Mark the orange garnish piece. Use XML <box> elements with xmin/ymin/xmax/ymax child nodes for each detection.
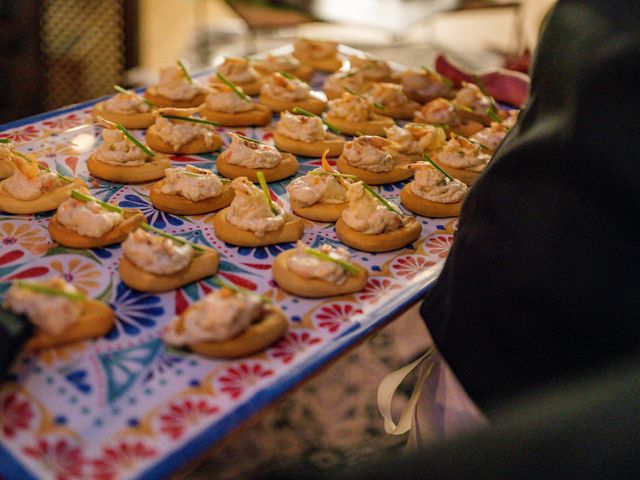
<box><xmin>321</xmin><ymin>148</ymin><xmax>332</xmax><ymax>172</ymax></box>
<box><xmin>13</xmin><ymin>153</ymin><xmax>39</xmax><ymax>179</ymax></box>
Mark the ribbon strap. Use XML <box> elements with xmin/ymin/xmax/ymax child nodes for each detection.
<box><xmin>377</xmin><ymin>347</ymin><xmax>437</xmax><ymax>438</ymax></box>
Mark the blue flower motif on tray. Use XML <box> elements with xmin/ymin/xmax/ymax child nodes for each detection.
<box><xmin>180</xmin><ymin>229</ymin><xmax>213</xmax><ymax>250</ymax></box>
<box><xmin>92</xmin><ymin>244</ymin><xmax>120</xmax><ymax>259</ymax></box>
<box><xmin>34</xmin><ymin>211</ymin><xmax>54</xmax><ymax>221</ymax></box>
<box><xmin>142</xmin><ymin>351</ymin><xmax>184</xmax><ymax>384</ymax></box>
<box><xmin>119</xmin><ymin>194</ymin><xmax>184</xmax><ymax>228</ymax></box>
<box><xmin>380</xmin><ymin>182</ymin><xmax>405</xmax><ymax>193</ymax></box>
<box><xmin>91</xmin><ymin>184</ymin><xmax>126</xmax><ymax>203</ymax></box>
<box><xmin>310</xmin><ymin>236</ymin><xmax>343</xmax><ymax>250</ymax></box>
<box><xmin>64</xmin><ymin>369</ymin><xmax>92</xmax><ymax>394</ymax></box>
<box><xmin>107</xmin><ymin>282</ymin><xmax>164</xmax><ymax>340</ymax></box>
<box><xmin>233</xmin><ymin>242</ymin><xmax>295</xmax><ymax>259</ymax></box>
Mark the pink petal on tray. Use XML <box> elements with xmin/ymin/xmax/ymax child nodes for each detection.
<box><xmin>435</xmin><ymin>54</ymin><xmax>530</xmax><ymax>107</ymax></box>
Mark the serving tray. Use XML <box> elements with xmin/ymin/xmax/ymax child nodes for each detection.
<box><xmin>0</xmin><ymin>46</ymin><xmax>454</xmax><ymax>479</ymax></box>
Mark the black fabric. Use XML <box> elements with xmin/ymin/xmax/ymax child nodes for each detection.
<box><xmin>420</xmin><ymin>0</ymin><xmax>640</xmax><ymax>409</ymax></box>
<box><xmin>263</xmin><ymin>354</ymin><xmax>640</xmax><ymax>480</ymax></box>
<box><xmin>0</xmin><ymin>307</ymin><xmax>32</xmax><ymax>379</ymax></box>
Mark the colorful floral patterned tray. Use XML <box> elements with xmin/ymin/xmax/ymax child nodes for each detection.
<box><xmin>0</xmin><ymin>47</ymin><xmax>454</xmax><ymax>479</ymax></box>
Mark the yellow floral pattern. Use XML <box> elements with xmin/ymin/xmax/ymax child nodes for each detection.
<box><xmin>0</xmin><ymin>222</ymin><xmax>52</xmax><ymax>255</ymax></box>
<box><xmin>49</xmin><ymin>258</ymin><xmax>102</xmax><ymax>295</ymax></box>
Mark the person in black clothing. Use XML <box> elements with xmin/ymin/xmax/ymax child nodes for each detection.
<box><xmin>420</xmin><ymin>0</ymin><xmax>640</xmax><ymax>410</ymax></box>
<box><xmin>263</xmin><ymin>2</ymin><xmax>640</xmax><ymax>478</ymax></box>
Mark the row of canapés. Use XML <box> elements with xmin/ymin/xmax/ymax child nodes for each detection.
<box><xmin>0</xmin><ymin>39</ymin><xmax>519</xmax><ymax>360</ymax></box>
<box><xmin>89</xmin><ymin>39</ymin><xmax>519</xmax><ymax>186</ymax></box>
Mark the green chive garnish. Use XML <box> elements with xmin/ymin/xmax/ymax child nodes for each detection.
<box><xmin>182</xmin><ymin>170</ymin><xmax>212</xmax><ymax>178</ymax></box>
<box><xmin>473</xmin><ymin>74</ymin><xmax>500</xmax><ymax>115</ymax></box>
<box><xmin>277</xmin><ymin>70</ymin><xmax>297</xmax><ymax>81</ymax></box>
<box><xmin>38</xmin><ymin>163</ymin><xmax>71</xmax><ymax>183</ymax></box>
<box><xmin>177</xmin><ymin>59</ymin><xmax>193</xmax><ymax>84</ymax></box>
<box><xmin>113</xmin><ymin>123</ymin><xmax>155</xmax><ymax>158</ymax></box>
<box><xmin>13</xmin><ymin>151</ymin><xmax>72</xmax><ymax>184</ymax></box>
<box><xmin>308</xmin><ymin>171</ymin><xmax>357</xmax><ymax>180</ymax></box>
<box><xmin>421</xmin><ymin>65</ymin><xmax>453</xmax><ymax>87</ymax></box>
<box><xmin>70</xmin><ymin>189</ymin><xmax>123</xmax><ymax>214</ymax></box>
<box><xmin>210</xmin><ymin>276</ymin><xmax>272</xmax><ymax>303</ymax></box>
<box><xmin>15</xmin><ymin>281</ymin><xmax>85</xmax><ymax>301</ymax></box>
<box><xmin>113</xmin><ymin>85</ymin><xmax>155</xmax><ymax>108</ymax></box>
<box><xmin>304</xmin><ymin>247</ymin><xmax>360</xmax><ymax>274</ymax></box>
<box><xmin>232</xmin><ymin>133</ymin><xmax>266</xmax><ymax>145</ymax></box>
<box><xmin>421</xmin><ymin>153</ymin><xmax>454</xmax><ymax>182</ymax></box>
<box><xmin>463</xmin><ymin>136</ymin><xmax>491</xmax><ymax>151</ymax></box>
<box><xmin>13</xmin><ymin>150</ymin><xmax>33</xmax><ymax>162</ymax></box>
<box><xmin>487</xmin><ymin>109</ymin><xmax>504</xmax><ymax>124</ymax></box>
<box><xmin>292</xmin><ymin>107</ymin><xmax>341</xmax><ymax>135</ymax></box>
<box><xmin>140</xmin><ymin>223</ymin><xmax>206</xmax><ymax>252</ymax></box>
<box><xmin>354</xmin><ymin>131</ymin><xmax>364</xmax><ymax>137</ymax></box>
<box><xmin>361</xmin><ymin>183</ymin><xmax>399</xmax><ymax>214</ymax></box>
<box><xmin>113</xmin><ymin>84</ymin><xmax>132</xmax><ymax>96</ymax></box>
<box><xmin>452</xmin><ymin>102</ymin><xmax>474</xmax><ymax>113</ymax></box>
<box><xmin>343</xmin><ymin>86</ymin><xmax>385</xmax><ymax>110</ymax></box>
<box><xmin>409</xmin><ymin>122</ymin><xmax>448</xmax><ymax>130</ymax></box>
<box><xmin>216</xmin><ymin>73</ymin><xmax>252</xmax><ymax>102</ymax></box>
<box><xmin>256</xmin><ymin>171</ymin><xmax>279</xmax><ymax>215</ymax></box>
<box><xmin>0</xmin><ymin>138</ymin><xmax>11</xmax><ymax>144</ymax></box>
<box><xmin>277</xmin><ymin>70</ymin><xmax>310</xmax><ymax>86</ymax></box>
<box><xmin>160</xmin><ymin>114</ymin><xmax>219</xmax><ymax>126</ymax></box>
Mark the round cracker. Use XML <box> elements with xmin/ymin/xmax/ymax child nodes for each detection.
<box><xmin>324</xmin><ymin>113</ymin><xmax>395</xmax><ymax>137</ymax></box>
<box><xmin>216</xmin><ymin>151</ymin><xmax>298</xmax><ymax>183</ymax></box>
<box><xmin>336</xmin><ymin>217</ymin><xmax>421</xmax><ymax>252</ymax></box>
<box><xmin>400</xmin><ymin>184</ymin><xmax>463</xmax><ymax>218</ymax></box>
<box><xmin>213</xmin><ymin>208</ymin><xmax>304</xmax><ymax>247</ymax></box>
<box><xmin>150</xmin><ymin>180</ymin><xmax>234</xmax><ymax>215</ymax></box>
<box><xmin>49</xmin><ymin>208</ymin><xmax>145</xmax><ymax>248</ymax></box>
<box><xmin>187</xmin><ymin>305</ymin><xmax>288</xmax><ymax>358</ymax></box>
<box><xmin>273</xmin><ymin>132</ymin><xmax>345</xmax><ymax>157</ymax></box>
<box><xmin>119</xmin><ymin>249</ymin><xmax>220</xmax><ymax>293</ymax></box>
<box><xmin>87</xmin><ymin>154</ymin><xmax>170</xmax><ymax>184</ymax></box>
<box><xmin>91</xmin><ymin>101</ymin><xmax>155</xmax><ymax>129</ymax></box>
<box><xmin>24</xmin><ymin>300</ymin><xmax>115</xmax><ymax>351</ymax></box>
<box><xmin>273</xmin><ymin>249</ymin><xmax>368</xmax><ymax>297</ymax></box>
<box><xmin>146</xmin><ymin>125</ymin><xmax>222</xmax><ymax>154</ymax></box>
<box><xmin>336</xmin><ymin>155</ymin><xmax>412</xmax><ymax>185</ymax></box>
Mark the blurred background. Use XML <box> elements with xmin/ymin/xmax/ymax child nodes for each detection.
<box><xmin>0</xmin><ymin>0</ymin><xmax>554</xmax><ymax>124</ymax></box>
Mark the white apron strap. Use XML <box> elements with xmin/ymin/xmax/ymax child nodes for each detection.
<box><xmin>377</xmin><ymin>347</ymin><xmax>437</xmax><ymax>443</ymax></box>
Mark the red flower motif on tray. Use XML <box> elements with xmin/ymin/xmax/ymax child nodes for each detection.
<box><xmin>0</xmin><ymin>125</ymin><xmax>41</xmax><ymax>142</ymax></box>
<box><xmin>314</xmin><ymin>302</ymin><xmax>363</xmax><ymax>333</ymax></box>
<box><xmin>218</xmin><ymin>363</ymin><xmax>274</xmax><ymax>399</ymax></box>
<box><xmin>91</xmin><ymin>441</ymin><xmax>157</xmax><ymax>480</ymax></box>
<box><xmin>389</xmin><ymin>255</ymin><xmax>436</xmax><ymax>280</ymax></box>
<box><xmin>0</xmin><ymin>250</ymin><xmax>24</xmax><ymax>267</ymax></box>
<box><xmin>7</xmin><ymin>265</ymin><xmax>49</xmax><ymax>280</ymax></box>
<box><xmin>0</xmin><ymin>392</ymin><xmax>34</xmax><ymax>438</ymax></box>
<box><xmin>270</xmin><ymin>331</ymin><xmax>322</xmax><ymax>364</ymax></box>
<box><xmin>159</xmin><ymin>398</ymin><xmax>219</xmax><ymax>440</ymax></box>
<box><xmin>23</xmin><ymin>438</ymin><xmax>84</xmax><ymax>480</ymax></box>
<box><xmin>355</xmin><ymin>278</ymin><xmax>402</xmax><ymax>304</ymax></box>
<box><xmin>425</xmin><ymin>234</ymin><xmax>454</xmax><ymax>259</ymax></box>
<box><xmin>43</xmin><ymin>113</ymin><xmax>83</xmax><ymax>131</ymax></box>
